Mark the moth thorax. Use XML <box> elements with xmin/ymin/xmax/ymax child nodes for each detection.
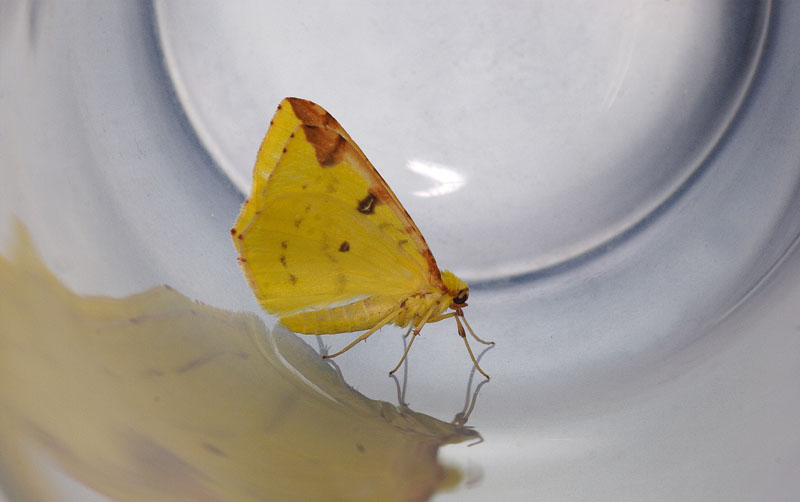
<box><xmin>396</xmin><ymin>293</ymin><xmax>443</xmax><ymax>328</ymax></box>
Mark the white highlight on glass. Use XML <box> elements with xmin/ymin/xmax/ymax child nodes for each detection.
<box><xmin>406</xmin><ymin>159</ymin><xmax>466</xmax><ymax>198</ymax></box>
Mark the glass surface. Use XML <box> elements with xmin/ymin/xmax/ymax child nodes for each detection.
<box><xmin>2</xmin><ymin>1</ymin><xmax>800</xmax><ymax>500</ymax></box>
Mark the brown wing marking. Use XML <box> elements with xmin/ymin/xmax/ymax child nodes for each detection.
<box><xmin>237</xmin><ymin>98</ymin><xmax>445</xmax><ymax>289</ymax></box>
<box><xmin>286</xmin><ymin>98</ymin><xmax>374</xmax><ymax>174</ymax></box>
<box><xmin>357</xmin><ymin>192</ymin><xmax>379</xmax><ymax>214</ymax></box>
<box><xmin>301</xmin><ymin>125</ymin><xmax>348</xmax><ymax>167</ymax></box>
<box><xmin>287</xmin><ymin>98</ymin><xmax>348</xmax><ymax>137</ymax></box>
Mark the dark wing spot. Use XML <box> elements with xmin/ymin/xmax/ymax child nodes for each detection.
<box><xmin>356</xmin><ymin>443</ymin><xmax>365</xmax><ymax>453</ymax></box>
<box><xmin>280</xmin><ymin>255</ymin><xmax>287</xmax><ymax>267</ymax></box>
<box><xmin>282</xmin><ymin>147</ymin><xmax>287</xmax><ymax>153</ymax></box>
<box><xmin>301</xmin><ymin>184</ymin><xmax>308</xmax><ymax>190</ymax></box>
<box><xmin>281</xmin><ymin>241</ymin><xmax>288</xmax><ymax>249</ymax></box>
<box><xmin>398</xmin><ymin>239</ymin><xmax>408</xmax><ymax>248</ymax></box>
<box><xmin>289</xmin><ymin>274</ymin><xmax>298</xmax><ymax>285</ymax></box>
<box><xmin>303</xmin><ymin>125</ymin><xmax>347</xmax><ymax>166</ymax></box>
<box><xmin>294</xmin><ymin>217</ymin><xmax>304</xmax><ymax>228</ymax></box>
<box><xmin>339</xmin><ymin>241</ymin><xmax>350</xmax><ymax>252</ymax></box>
<box><xmin>357</xmin><ymin>191</ymin><xmax>379</xmax><ymax>214</ymax></box>
<box><xmin>230</xmin><ymin>228</ymin><xmax>237</xmax><ymax>236</ymax></box>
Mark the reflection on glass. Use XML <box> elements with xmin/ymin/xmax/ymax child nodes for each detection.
<box><xmin>0</xmin><ymin>222</ymin><xmax>481</xmax><ymax>501</ymax></box>
<box><xmin>406</xmin><ymin>159</ymin><xmax>466</xmax><ymax>198</ymax></box>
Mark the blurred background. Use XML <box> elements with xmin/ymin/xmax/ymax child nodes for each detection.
<box><xmin>2</xmin><ymin>1</ymin><xmax>800</xmax><ymax>500</ymax></box>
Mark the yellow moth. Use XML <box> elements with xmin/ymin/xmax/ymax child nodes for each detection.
<box><xmin>231</xmin><ymin>98</ymin><xmax>493</xmax><ymax>378</ymax></box>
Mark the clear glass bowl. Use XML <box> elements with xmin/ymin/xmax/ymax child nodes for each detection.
<box><xmin>2</xmin><ymin>1</ymin><xmax>799</xmax><ymax>500</ymax></box>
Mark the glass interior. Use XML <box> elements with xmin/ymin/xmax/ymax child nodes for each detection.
<box><xmin>2</xmin><ymin>1</ymin><xmax>799</xmax><ymax>500</ymax></box>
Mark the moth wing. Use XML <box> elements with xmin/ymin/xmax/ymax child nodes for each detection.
<box><xmin>236</xmin><ymin>98</ymin><xmax>356</xmax><ymax>231</ymax></box>
<box><xmin>280</xmin><ymin>295</ymin><xmax>405</xmax><ymax>334</ymax></box>
<box><xmin>233</xmin><ymin>112</ymin><xmax>444</xmax><ymax>323</ymax></box>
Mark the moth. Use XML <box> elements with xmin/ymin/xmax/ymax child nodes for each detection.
<box><xmin>231</xmin><ymin>98</ymin><xmax>493</xmax><ymax>378</ymax></box>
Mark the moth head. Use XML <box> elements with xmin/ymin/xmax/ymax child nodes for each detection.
<box><xmin>452</xmin><ymin>288</ymin><xmax>469</xmax><ymax>306</ymax></box>
<box><xmin>441</xmin><ymin>270</ymin><xmax>469</xmax><ymax>308</ymax></box>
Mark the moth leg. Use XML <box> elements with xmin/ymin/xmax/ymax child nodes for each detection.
<box><xmin>401</xmin><ymin>324</ymin><xmax>414</xmax><ymax>339</ymax></box>
<box><xmin>455</xmin><ymin>314</ymin><xmax>490</xmax><ymax>379</ymax></box>
<box><xmin>431</xmin><ymin>311</ymin><xmax>493</xmax><ymax>345</ymax></box>
<box><xmin>389</xmin><ymin>332</ymin><xmax>419</xmax><ymax>376</ymax></box>
<box><xmin>427</xmin><ymin>312</ymin><xmax>456</xmax><ymax>323</ymax></box>
<box><xmin>389</xmin><ymin>303</ymin><xmax>439</xmax><ymax>375</ymax></box>
<box><xmin>323</xmin><ymin>308</ymin><xmax>401</xmax><ymax>359</ymax></box>
<box><xmin>457</xmin><ymin>309</ymin><xmax>494</xmax><ymax>345</ymax></box>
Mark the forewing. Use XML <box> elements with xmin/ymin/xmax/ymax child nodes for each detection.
<box><xmin>235</xmin><ymin>98</ymin><xmax>354</xmax><ymax>232</ymax></box>
<box><xmin>234</xmin><ymin>121</ymin><xmax>442</xmax><ymax>317</ymax></box>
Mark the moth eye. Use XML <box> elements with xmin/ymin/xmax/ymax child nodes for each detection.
<box><xmin>453</xmin><ymin>290</ymin><xmax>468</xmax><ymax>305</ymax></box>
